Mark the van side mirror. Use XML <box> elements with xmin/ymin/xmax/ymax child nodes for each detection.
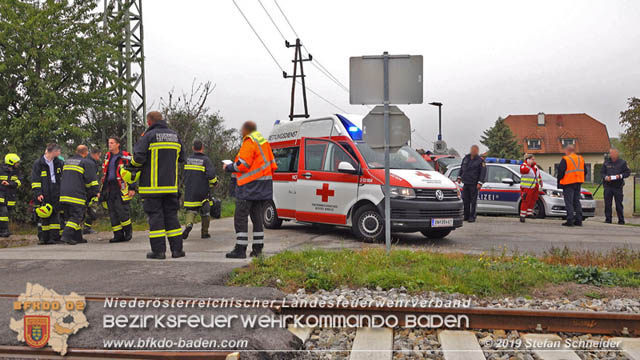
<box><xmin>338</xmin><ymin>161</ymin><xmax>359</xmax><ymax>174</ymax></box>
<box><xmin>501</xmin><ymin>178</ymin><xmax>515</xmax><ymax>186</ymax></box>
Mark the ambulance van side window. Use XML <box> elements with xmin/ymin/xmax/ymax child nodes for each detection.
<box><xmin>305</xmin><ymin>141</ymin><xmax>328</xmax><ymax>171</ymax></box>
<box><xmin>273</xmin><ymin>147</ymin><xmax>299</xmax><ymax>173</ymax></box>
<box><xmin>325</xmin><ymin>143</ymin><xmax>357</xmax><ymax>172</ymax></box>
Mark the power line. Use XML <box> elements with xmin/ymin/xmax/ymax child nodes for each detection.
<box><xmin>257</xmin><ymin>0</ymin><xmax>286</xmax><ymax>42</ymax></box>
<box><xmin>232</xmin><ymin>0</ymin><xmax>284</xmax><ymax>73</ymax></box>
<box><xmin>232</xmin><ymin>0</ymin><xmax>348</xmax><ymax>114</ymax></box>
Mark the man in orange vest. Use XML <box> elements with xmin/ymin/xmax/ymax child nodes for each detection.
<box><xmin>557</xmin><ymin>145</ymin><xmax>585</xmax><ymax>227</ymax></box>
<box><xmin>224</xmin><ymin>121</ymin><xmax>277</xmax><ymax>258</ymax></box>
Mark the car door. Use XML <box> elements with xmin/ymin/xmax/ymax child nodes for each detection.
<box><xmin>480</xmin><ymin>165</ymin><xmax>520</xmax><ymax>214</ymax></box>
<box><xmin>296</xmin><ymin>138</ymin><xmax>359</xmax><ymax>225</ymax></box>
<box><xmin>271</xmin><ymin>146</ymin><xmax>299</xmax><ymax>218</ymax></box>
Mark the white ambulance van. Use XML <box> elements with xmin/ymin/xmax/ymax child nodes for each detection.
<box><xmin>264</xmin><ymin>114</ymin><xmax>464</xmax><ymax>242</ymax></box>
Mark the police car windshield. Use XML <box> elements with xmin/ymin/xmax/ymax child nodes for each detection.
<box><xmin>505</xmin><ymin>164</ymin><xmax>556</xmax><ymax>184</ymax></box>
<box><xmin>355</xmin><ymin>143</ymin><xmax>435</xmax><ymax>170</ymax></box>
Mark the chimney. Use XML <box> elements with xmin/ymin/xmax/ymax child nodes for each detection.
<box><xmin>537</xmin><ymin>112</ymin><xmax>545</xmax><ymax>126</ymax></box>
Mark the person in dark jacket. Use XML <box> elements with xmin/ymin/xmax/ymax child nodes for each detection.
<box><xmin>456</xmin><ymin>145</ymin><xmax>486</xmax><ymax>222</ymax></box>
<box><xmin>130</xmin><ymin>111</ymin><xmax>185</xmax><ymax>259</ymax></box>
<box><xmin>59</xmin><ymin>145</ymin><xmax>100</xmax><ymax>245</ymax></box>
<box><xmin>32</xmin><ymin>144</ymin><xmax>64</xmax><ymax>245</ymax></box>
<box><xmin>83</xmin><ymin>147</ymin><xmax>103</xmax><ymax>234</ymax></box>
<box><xmin>101</xmin><ymin>137</ymin><xmax>136</xmax><ymax>243</ymax></box>
<box><xmin>225</xmin><ymin>121</ymin><xmax>277</xmax><ymax>258</ymax></box>
<box><xmin>602</xmin><ymin>148</ymin><xmax>631</xmax><ymax>224</ymax></box>
<box><xmin>0</xmin><ymin>153</ymin><xmax>21</xmax><ymax>237</ymax></box>
<box><xmin>182</xmin><ymin>140</ymin><xmax>218</xmax><ymax>240</ymax></box>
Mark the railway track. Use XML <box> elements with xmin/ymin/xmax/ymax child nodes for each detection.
<box><xmin>1</xmin><ymin>293</ymin><xmax>638</xmax><ymax>359</ymax></box>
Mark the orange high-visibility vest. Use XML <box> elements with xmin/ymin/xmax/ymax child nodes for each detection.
<box><xmin>559</xmin><ymin>153</ymin><xmax>585</xmax><ymax>185</ymax></box>
<box><xmin>233</xmin><ymin>131</ymin><xmax>277</xmax><ymax>186</ymax></box>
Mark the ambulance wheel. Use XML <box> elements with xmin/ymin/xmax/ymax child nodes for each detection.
<box><xmin>263</xmin><ymin>201</ymin><xmax>282</xmax><ymax>229</ymax></box>
<box><xmin>352</xmin><ymin>205</ymin><xmax>384</xmax><ymax>243</ymax></box>
<box><xmin>420</xmin><ymin>229</ymin><xmax>452</xmax><ymax>239</ymax></box>
<box><xmin>533</xmin><ymin>200</ymin><xmax>546</xmax><ymax>219</ymax></box>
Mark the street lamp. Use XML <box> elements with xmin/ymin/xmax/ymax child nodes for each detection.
<box><xmin>429</xmin><ymin>102</ymin><xmax>443</xmax><ymax>141</ymax></box>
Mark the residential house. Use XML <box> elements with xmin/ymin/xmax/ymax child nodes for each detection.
<box><xmin>503</xmin><ymin>113</ymin><xmax>610</xmax><ymax>182</ymax></box>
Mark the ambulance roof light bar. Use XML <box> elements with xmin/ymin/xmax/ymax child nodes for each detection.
<box><xmin>336</xmin><ymin>114</ymin><xmax>363</xmax><ymax>140</ymax></box>
<box><xmin>485</xmin><ymin>157</ymin><xmax>523</xmax><ymax>165</ymax></box>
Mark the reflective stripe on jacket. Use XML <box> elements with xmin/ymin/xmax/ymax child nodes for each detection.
<box><xmin>520</xmin><ymin>163</ymin><xmax>542</xmax><ymax>189</ymax></box>
<box><xmin>233</xmin><ymin>131</ymin><xmax>277</xmax><ymax>186</ymax></box>
<box><xmin>131</xmin><ymin>121</ymin><xmax>185</xmax><ymax>197</ymax></box>
<box><xmin>559</xmin><ymin>153</ymin><xmax>585</xmax><ymax>185</ymax></box>
<box><xmin>30</xmin><ymin>155</ymin><xmax>64</xmax><ymax>202</ymax></box>
<box><xmin>183</xmin><ymin>152</ymin><xmax>217</xmax><ymax>207</ymax></box>
<box><xmin>229</xmin><ymin>131</ymin><xmax>277</xmax><ymax>200</ymax></box>
<box><xmin>59</xmin><ymin>155</ymin><xmax>100</xmax><ymax>206</ymax></box>
<box><xmin>102</xmin><ymin>151</ymin><xmax>135</xmax><ymax>201</ymax></box>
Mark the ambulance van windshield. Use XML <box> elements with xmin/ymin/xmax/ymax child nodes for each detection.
<box><xmin>355</xmin><ymin>143</ymin><xmax>435</xmax><ymax>170</ymax></box>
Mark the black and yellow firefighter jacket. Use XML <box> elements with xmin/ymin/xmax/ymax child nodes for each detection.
<box><xmin>131</xmin><ymin>120</ymin><xmax>185</xmax><ymax>197</ymax></box>
<box><xmin>183</xmin><ymin>152</ymin><xmax>217</xmax><ymax>208</ymax></box>
<box><xmin>31</xmin><ymin>155</ymin><xmax>64</xmax><ymax>203</ymax></box>
<box><xmin>0</xmin><ymin>164</ymin><xmax>21</xmax><ymax>207</ymax></box>
<box><xmin>59</xmin><ymin>155</ymin><xmax>100</xmax><ymax>206</ymax></box>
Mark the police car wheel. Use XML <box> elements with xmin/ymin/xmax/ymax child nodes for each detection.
<box><xmin>352</xmin><ymin>205</ymin><xmax>384</xmax><ymax>243</ymax></box>
<box><xmin>533</xmin><ymin>200</ymin><xmax>545</xmax><ymax>219</ymax></box>
<box><xmin>263</xmin><ymin>201</ymin><xmax>282</xmax><ymax>229</ymax></box>
<box><xmin>420</xmin><ymin>229</ymin><xmax>452</xmax><ymax>240</ymax></box>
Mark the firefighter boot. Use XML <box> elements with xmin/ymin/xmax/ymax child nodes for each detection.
<box><xmin>168</xmin><ymin>236</ymin><xmax>185</xmax><ymax>258</ymax></box>
<box><xmin>225</xmin><ymin>245</ymin><xmax>247</xmax><ymax>259</ymax></box>
<box><xmin>37</xmin><ymin>228</ymin><xmax>52</xmax><ymax>245</ymax></box>
<box><xmin>201</xmin><ymin>215</ymin><xmax>211</xmax><ymax>239</ymax></box>
<box><xmin>123</xmin><ymin>225</ymin><xmax>133</xmax><ymax>242</ymax></box>
<box><xmin>249</xmin><ymin>244</ymin><xmax>263</xmax><ymax>257</ymax></box>
<box><xmin>147</xmin><ymin>237</ymin><xmax>166</xmax><ymax>259</ymax></box>
<box><xmin>109</xmin><ymin>230</ymin><xmax>126</xmax><ymax>243</ymax></box>
<box><xmin>75</xmin><ymin>230</ymin><xmax>87</xmax><ymax>244</ymax></box>
<box><xmin>183</xmin><ymin>211</ymin><xmax>195</xmax><ymax>240</ymax></box>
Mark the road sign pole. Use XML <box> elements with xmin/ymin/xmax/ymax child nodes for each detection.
<box><xmin>383</xmin><ymin>52</ymin><xmax>391</xmax><ymax>253</ymax></box>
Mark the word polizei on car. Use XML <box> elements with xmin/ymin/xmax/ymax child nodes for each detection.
<box><xmin>444</xmin><ymin>158</ymin><xmax>596</xmax><ymax>219</ymax></box>
<box><xmin>264</xmin><ymin>114</ymin><xmax>464</xmax><ymax>242</ymax></box>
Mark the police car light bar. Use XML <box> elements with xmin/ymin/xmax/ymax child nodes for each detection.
<box><xmin>485</xmin><ymin>157</ymin><xmax>523</xmax><ymax>164</ymax></box>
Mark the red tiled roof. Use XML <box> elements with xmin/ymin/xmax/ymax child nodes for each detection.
<box><xmin>504</xmin><ymin>113</ymin><xmax>610</xmax><ymax>154</ymax></box>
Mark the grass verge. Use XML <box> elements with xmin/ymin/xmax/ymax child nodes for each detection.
<box><xmin>228</xmin><ymin>247</ymin><xmax>640</xmax><ymax>297</ymax></box>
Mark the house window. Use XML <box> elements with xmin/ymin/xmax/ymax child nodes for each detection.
<box><xmin>527</xmin><ymin>139</ymin><xmax>541</xmax><ymax>150</ymax></box>
<box><xmin>560</xmin><ymin>138</ymin><xmax>575</xmax><ymax>147</ymax></box>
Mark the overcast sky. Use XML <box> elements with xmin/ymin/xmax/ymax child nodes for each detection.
<box><xmin>143</xmin><ymin>0</ymin><xmax>640</xmax><ymax>153</ymax></box>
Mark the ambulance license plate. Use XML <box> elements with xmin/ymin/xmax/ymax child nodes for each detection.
<box><xmin>431</xmin><ymin>218</ymin><xmax>453</xmax><ymax>227</ymax></box>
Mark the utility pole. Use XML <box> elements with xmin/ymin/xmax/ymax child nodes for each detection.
<box><xmin>104</xmin><ymin>0</ymin><xmax>146</xmax><ymax>151</ymax></box>
<box><xmin>283</xmin><ymin>39</ymin><xmax>311</xmax><ymax>121</ymax></box>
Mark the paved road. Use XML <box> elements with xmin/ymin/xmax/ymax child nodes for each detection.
<box><xmin>0</xmin><ymin>216</ymin><xmax>638</xmax><ymax>266</ymax></box>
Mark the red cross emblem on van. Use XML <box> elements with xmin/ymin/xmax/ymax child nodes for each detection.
<box><xmin>316</xmin><ymin>183</ymin><xmax>335</xmax><ymax>202</ymax></box>
<box><xmin>416</xmin><ymin>171</ymin><xmax>431</xmax><ymax>179</ymax></box>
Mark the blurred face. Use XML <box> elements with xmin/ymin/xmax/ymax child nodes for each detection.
<box><xmin>527</xmin><ymin>157</ymin><xmax>535</xmax><ymax>166</ymax></box>
<box><xmin>52</xmin><ymin>149</ymin><xmax>61</xmax><ymax>158</ymax></box>
<box><xmin>108</xmin><ymin>139</ymin><xmax>120</xmax><ymax>153</ymax></box>
<box><xmin>470</xmin><ymin>146</ymin><xmax>479</xmax><ymax>157</ymax></box>
<box><xmin>91</xmin><ymin>152</ymin><xmax>101</xmax><ymax>161</ymax></box>
<box><xmin>609</xmin><ymin>149</ymin><xmax>619</xmax><ymax>161</ymax></box>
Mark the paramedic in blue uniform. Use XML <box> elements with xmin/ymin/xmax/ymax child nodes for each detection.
<box><xmin>456</xmin><ymin>145</ymin><xmax>486</xmax><ymax>222</ymax></box>
<box><xmin>602</xmin><ymin>148</ymin><xmax>631</xmax><ymax>224</ymax></box>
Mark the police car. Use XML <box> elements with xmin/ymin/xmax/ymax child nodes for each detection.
<box><xmin>444</xmin><ymin>158</ymin><xmax>596</xmax><ymax>219</ymax></box>
<box><xmin>264</xmin><ymin>114</ymin><xmax>464</xmax><ymax>242</ymax></box>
